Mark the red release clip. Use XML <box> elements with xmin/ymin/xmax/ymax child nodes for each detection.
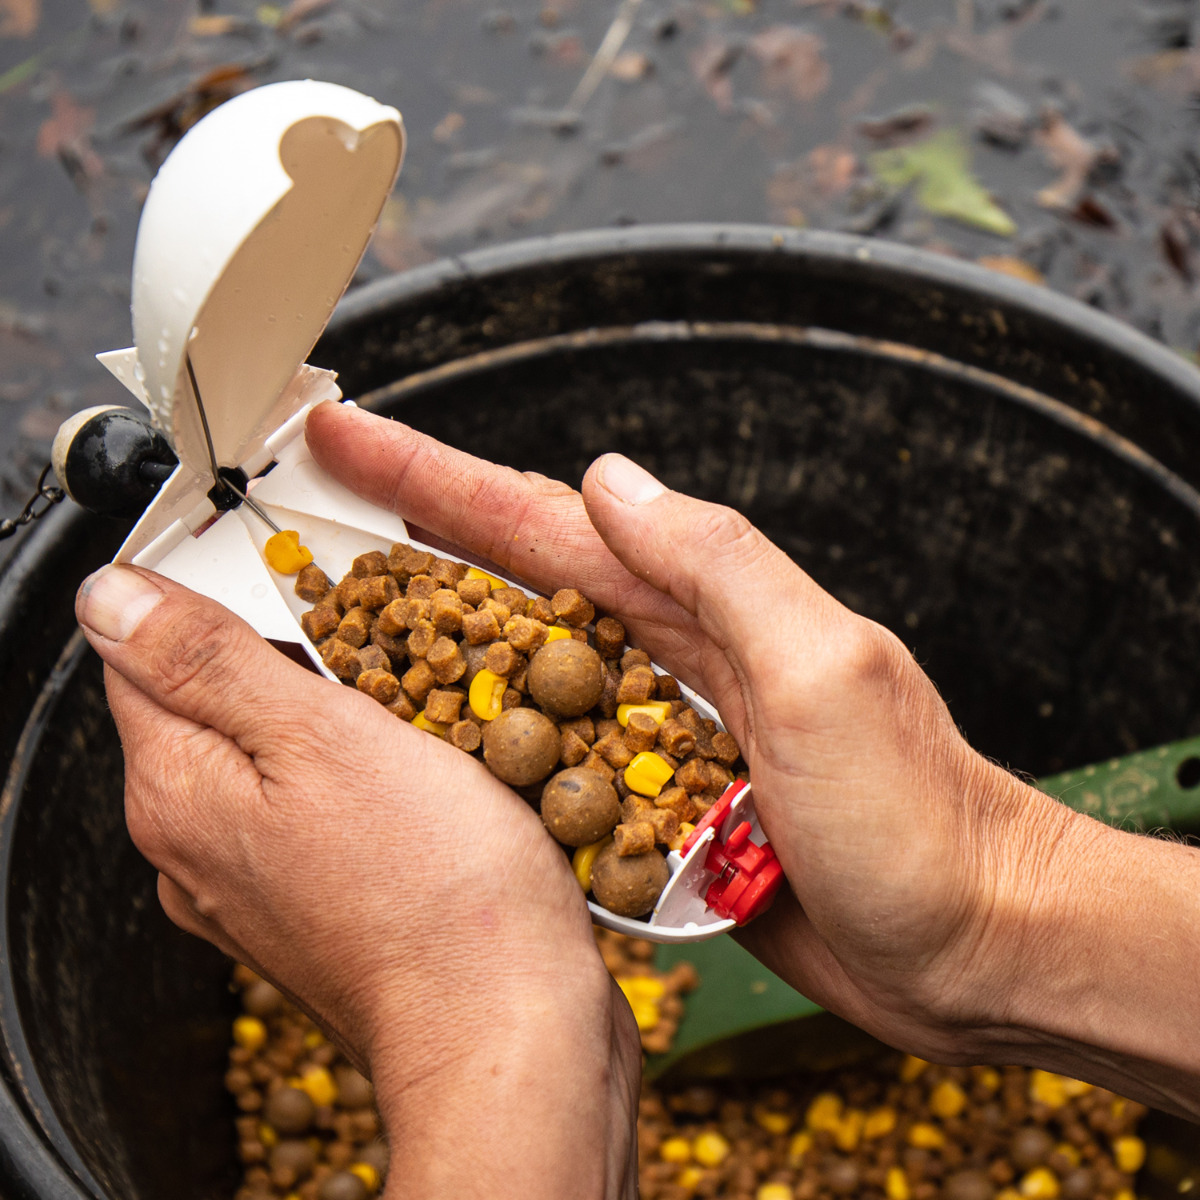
<box><xmin>680</xmin><ymin>780</ymin><xmax>784</xmax><ymax>925</ymax></box>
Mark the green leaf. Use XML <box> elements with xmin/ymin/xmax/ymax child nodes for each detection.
<box><xmin>870</xmin><ymin>129</ymin><xmax>1016</xmax><ymax>237</ymax></box>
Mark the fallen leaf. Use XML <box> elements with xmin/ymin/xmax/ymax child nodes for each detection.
<box><xmin>748</xmin><ymin>25</ymin><xmax>829</xmax><ymax>103</ymax></box>
<box><xmin>871</xmin><ymin>129</ymin><xmax>1016</xmax><ymax>236</ymax></box>
<box><xmin>432</xmin><ymin>111</ymin><xmax>465</xmax><ymax>142</ymax></box>
<box><xmin>0</xmin><ymin>0</ymin><xmax>38</xmax><ymax>37</ymax></box>
<box><xmin>609</xmin><ymin>50</ymin><xmax>651</xmax><ymax>80</ymax></box>
<box><xmin>1161</xmin><ymin>217</ymin><xmax>1193</xmax><ymax>283</ymax></box>
<box><xmin>1034</xmin><ymin>110</ymin><xmax>1114</xmax><ymax>210</ymax></box>
<box><xmin>189</xmin><ymin>14</ymin><xmax>243</xmax><ymax>36</ymax></box>
<box><xmin>808</xmin><ymin>144</ymin><xmax>858</xmax><ymax>197</ymax></box>
<box><xmin>977</xmin><ymin>255</ymin><xmax>1044</xmax><ymax>285</ymax></box>
<box><xmin>690</xmin><ymin>36</ymin><xmax>740</xmax><ymax>113</ymax></box>
<box><xmin>856</xmin><ymin>103</ymin><xmax>935</xmax><ymax>144</ymax></box>
<box><xmin>36</xmin><ymin>90</ymin><xmax>104</xmax><ymax>186</ymax></box>
<box><xmin>1069</xmin><ymin>195</ymin><xmax>1117</xmax><ymax>229</ymax></box>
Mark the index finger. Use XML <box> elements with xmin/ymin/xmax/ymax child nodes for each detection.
<box><xmin>305</xmin><ymin>401</ymin><xmax>681</xmax><ymax>627</ymax></box>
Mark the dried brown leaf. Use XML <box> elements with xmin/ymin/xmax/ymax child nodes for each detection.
<box><xmin>36</xmin><ymin>91</ymin><xmax>103</xmax><ymax>184</ymax></box>
<box><xmin>748</xmin><ymin>25</ymin><xmax>829</xmax><ymax>103</ymax></box>
<box><xmin>609</xmin><ymin>51</ymin><xmax>651</xmax><ymax>81</ymax></box>
<box><xmin>278</xmin><ymin>0</ymin><xmax>334</xmax><ymax>33</ymax></box>
<box><xmin>0</xmin><ymin>0</ymin><xmax>38</xmax><ymax>38</ymax></box>
<box><xmin>1034</xmin><ymin>110</ymin><xmax>1113</xmax><ymax>210</ymax></box>
<box><xmin>689</xmin><ymin>37</ymin><xmax>739</xmax><ymax>113</ymax></box>
<box><xmin>977</xmin><ymin>255</ymin><xmax>1044</xmax><ymax>285</ymax></box>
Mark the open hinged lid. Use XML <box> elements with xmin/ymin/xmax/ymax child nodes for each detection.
<box><xmin>101</xmin><ymin>80</ymin><xmax>405</xmax><ymax>564</ymax></box>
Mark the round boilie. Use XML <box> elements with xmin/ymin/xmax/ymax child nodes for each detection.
<box><xmin>270</xmin><ymin>1139</ymin><xmax>316</xmax><ymax>1178</ymax></box>
<box><xmin>1010</xmin><ymin>1127</ymin><xmax>1054</xmax><ymax>1170</ymax></box>
<box><xmin>482</xmin><ymin>708</ymin><xmax>561</xmax><ymax>786</ymax></box>
<box><xmin>527</xmin><ymin>639</ymin><xmax>604</xmax><ymax>718</ymax></box>
<box><xmin>541</xmin><ymin>767</ymin><xmax>621</xmax><ymax>846</ymax></box>
<box><xmin>589</xmin><ymin>843</ymin><xmax>670</xmax><ymax>918</ymax></box>
<box><xmin>318</xmin><ymin>1171</ymin><xmax>369</xmax><ymax>1200</ymax></box>
<box><xmin>263</xmin><ymin>1085</ymin><xmax>316</xmax><ymax>1134</ymax></box>
<box><xmin>943</xmin><ymin>1170</ymin><xmax>995</xmax><ymax>1200</ymax></box>
<box><xmin>243</xmin><ymin>979</ymin><xmax>283</xmax><ymax>1017</ymax></box>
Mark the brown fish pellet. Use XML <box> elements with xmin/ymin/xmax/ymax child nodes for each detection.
<box><xmin>424</xmin><ymin>688</ymin><xmax>464</xmax><ymax>725</ymax></box>
<box><xmin>426</xmin><ymin>636</ymin><xmax>466</xmax><ymax>684</ymax></box>
<box><xmin>462</xmin><ymin>608</ymin><xmax>501</xmax><ymax>645</ymax></box>
<box><xmin>351</xmin><ymin>551</ymin><xmax>389</xmax><ymax>579</ymax></box>
<box><xmin>335</xmin><ymin>608</ymin><xmax>371</xmax><ymax>649</ymax></box>
<box><xmin>614</xmin><ymin>820</ymin><xmax>655</xmax><ymax>856</ymax></box>
<box><xmin>446</xmin><ymin>719</ymin><xmax>482</xmax><ymax>753</ymax></box>
<box><xmin>594</xmin><ymin>615</ymin><xmax>626</xmax><ymax>658</ymax></box>
<box><xmin>354</xmin><ymin>645</ymin><xmax>390</xmax><ymax>675</ymax></box>
<box><xmin>295</xmin><ymin>564</ymin><xmax>332</xmax><ymax>603</ymax></box>
<box><xmin>616</xmin><ymin>665</ymin><xmax>656</xmax><ymax>705</ymax></box>
<box><xmin>301</xmin><ymin>605</ymin><xmax>340</xmax><ymax>643</ymax></box>
<box><xmin>456</xmin><ymin>576</ymin><xmax>491</xmax><ymax>607</ymax></box>
<box><xmin>356</xmin><ymin>668</ymin><xmax>399</xmax><ymax>706</ymax></box>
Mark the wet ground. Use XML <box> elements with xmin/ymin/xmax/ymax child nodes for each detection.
<box><xmin>4</xmin><ymin>0</ymin><xmax>1200</xmax><ymax>528</ymax></box>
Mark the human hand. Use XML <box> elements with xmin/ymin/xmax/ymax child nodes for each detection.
<box><xmin>307</xmin><ymin>400</ymin><xmax>1200</xmax><ymax>1118</ymax></box>
<box><xmin>75</xmin><ymin>563</ymin><xmax>641</xmax><ymax>1198</ymax></box>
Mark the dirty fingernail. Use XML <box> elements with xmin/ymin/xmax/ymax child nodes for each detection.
<box><xmin>77</xmin><ymin>565</ymin><xmax>164</xmax><ymax>642</ymax></box>
<box><xmin>598</xmin><ymin>454</ymin><xmax>666</xmax><ymax>505</ymax></box>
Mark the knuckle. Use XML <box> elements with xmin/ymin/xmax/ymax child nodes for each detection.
<box><xmin>692</xmin><ymin>503</ymin><xmax>759</xmax><ymax>560</ymax></box>
<box><xmin>147</xmin><ymin>607</ymin><xmax>239</xmax><ymax>700</ymax></box>
<box><xmin>832</xmin><ymin>618</ymin><xmax>911</xmax><ymax>696</ymax></box>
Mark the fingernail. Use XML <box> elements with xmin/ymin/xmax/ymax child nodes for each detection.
<box><xmin>77</xmin><ymin>565</ymin><xmax>164</xmax><ymax>642</ymax></box>
<box><xmin>599</xmin><ymin>455</ymin><xmax>666</xmax><ymax>505</ymax></box>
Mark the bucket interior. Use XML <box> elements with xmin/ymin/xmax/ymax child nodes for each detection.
<box><xmin>4</xmin><ymin>234</ymin><xmax>1200</xmax><ymax>1198</ymax></box>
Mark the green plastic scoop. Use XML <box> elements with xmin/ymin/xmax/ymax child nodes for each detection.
<box><xmin>648</xmin><ymin>736</ymin><xmax>1200</xmax><ymax>1081</ymax></box>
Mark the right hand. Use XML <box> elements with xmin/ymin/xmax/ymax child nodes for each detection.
<box><xmin>307</xmin><ymin>401</ymin><xmax>1200</xmax><ymax>1118</ymax></box>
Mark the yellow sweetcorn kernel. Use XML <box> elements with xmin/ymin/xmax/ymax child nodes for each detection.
<box><xmin>572</xmin><ymin>836</ymin><xmax>612</xmax><ymax>890</ymax></box>
<box><xmin>264</xmin><ymin>529</ymin><xmax>313</xmax><ymax>574</ymax></box>
<box><xmin>411</xmin><ymin>710</ymin><xmax>449</xmax><ymax>737</ymax></box>
<box><xmin>907</xmin><ymin>1123</ymin><xmax>946</xmax><ymax>1149</ymax></box>
<box><xmin>899</xmin><ymin>1055</ymin><xmax>928</xmax><ymax>1082</ymax></box>
<box><xmin>757</xmin><ymin>1186</ymin><xmax>793</xmax><ymax>1200</ymax></box>
<box><xmin>1061</xmin><ymin>1077</ymin><xmax>1092</xmax><ymax>1098</ymax></box>
<box><xmin>805</xmin><ymin>1091</ymin><xmax>843</xmax><ymax>1131</ymax></box>
<box><xmin>1112</xmin><ymin>1136</ymin><xmax>1146</xmax><ymax>1174</ymax></box>
<box><xmin>303</xmin><ymin>1030</ymin><xmax>325</xmax><ymax>1049</ymax></box>
<box><xmin>786</xmin><ymin>1132</ymin><xmax>813</xmax><ymax>1164</ymax></box>
<box><xmin>629</xmin><ymin>1000</ymin><xmax>660</xmax><ymax>1031</ymax></box>
<box><xmin>1112</xmin><ymin>1192</ymin><xmax>1135</xmax><ymax>1200</ymax></box>
<box><xmin>864</xmin><ymin>1107</ymin><xmax>897</xmax><ymax>1140</ymax></box>
<box><xmin>676</xmin><ymin>1167</ymin><xmax>704</xmax><ymax>1191</ymax></box>
<box><xmin>692</xmin><ymin>1131</ymin><xmax>731</xmax><ymax>1168</ymax></box>
<box><xmin>617</xmin><ymin>977</ymin><xmax>667</xmax><ymax>1002</ymax></box>
<box><xmin>466</xmin><ymin>566</ymin><xmax>508</xmax><ymax>589</ymax></box>
<box><xmin>660</xmin><ymin>1137</ymin><xmax>692</xmax><ymax>1165</ymax></box>
<box><xmin>258</xmin><ymin>1123</ymin><xmax>277</xmax><ymax>1148</ymax></box>
<box><xmin>468</xmin><ymin>668</ymin><xmax>507</xmax><ymax>721</ymax></box>
<box><xmin>625</xmin><ymin>752</ymin><xmax>675</xmax><ymax>798</ymax></box>
<box><xmin>1019</xmin><ymin>1168</ymin><xmax>1061</xmax><ymax>1199</ymax></box>
<box><xmin>753</xmin><ymin>1105</ymin><xmax>792</xmax><ymax>1135</ymax></box>
<box><xmin>885</xmin><ymin>1166</ymin><xmax>911</xmax><ymax>1200</ymax></box>
<box><xmin>1030</xmin><ymin>1070</ymin><xmax>1068</xmax><ymax>1108</ymax></box>
<box><xmin>349</xmin><ymin>1163</ymin><xmax>380</xmax><ymax>1193</ymax></box>
<box><xmin>297</xmin><ymin>1065</ymin><xmax>338</xmax><ymax>1108</ymax></box>
<box><xmin>930</xmin><ymin>1079</ymin><xmax>967</xmax><ymax>1120</ymax></box>
<box><xmin>668</xmin><ymin>822</ymin><xmax>696</xmax><ymax>852</ymax></box>
<box><xmin>975</xmin><ymin>1067</ymin><xmax>1001</xmax><ymax>1093</ymax></box>
<box><xmin>1053</xmin><ymin>1144</ymin><xmax>1080</xmax><ymax>1168</ymax></box>
<box><xmin>232</xmin><ymin>1016</ymin><xmax>267</xmax><ymax>1052</ymax></box>
<box><xmin>544</xmin><ymin>625</ymin><xmax>573</xmax><ymax>642</ymax></box>
<box><xmin>834</xmin><ymin>1108</ymin><xmax>865</xmax><ymax>1152</ymax></box>
<box><xmin>617</xmin><ymin>701</ymin><xmax>673</xmax><ymax>727</ymax></box>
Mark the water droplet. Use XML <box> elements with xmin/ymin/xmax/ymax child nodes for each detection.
<box><xmin>251</xmin><ymin>582</ymin><xmax>268</xmax><ymax>600</ymax></box>
<box><xmin>133</xmin><ymin>361</ymin><xmax>146</xmax><ymax>383</ymax></box>
<box><xmin>172</xmin><ymin>287</ymin><xmax>187</xmax><ymax>304</ymax></box>
<box><xmin>157</xmin><ymin>338</ymin><xmax>169</xmax><ymax>355</ymax></box>
<box><xmin>160</xmin><ymin>384</ymin><xmax>171</xmax><ymax>400</ymax></box>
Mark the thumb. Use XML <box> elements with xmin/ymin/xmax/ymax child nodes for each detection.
<box><xmin>76</xmin><ymin>564</ymin><xmax>332</xmax><ymax>754</ymax></box>
<box><xmin>581</xmin><ymin>454</ymin><xmax>846</xmax><ymax>658</ymax></box>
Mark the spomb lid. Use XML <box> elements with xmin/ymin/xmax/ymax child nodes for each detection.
<box><xmin>100</xmin><ymin>79</ymin><xmax>404</xmax><ymax>480</ymax></box>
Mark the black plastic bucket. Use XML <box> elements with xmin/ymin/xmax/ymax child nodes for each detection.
<box><xmin>2</xmin><ymin>226</ymin><xmax>1199</xmax><ymax>1199</ymax></box>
